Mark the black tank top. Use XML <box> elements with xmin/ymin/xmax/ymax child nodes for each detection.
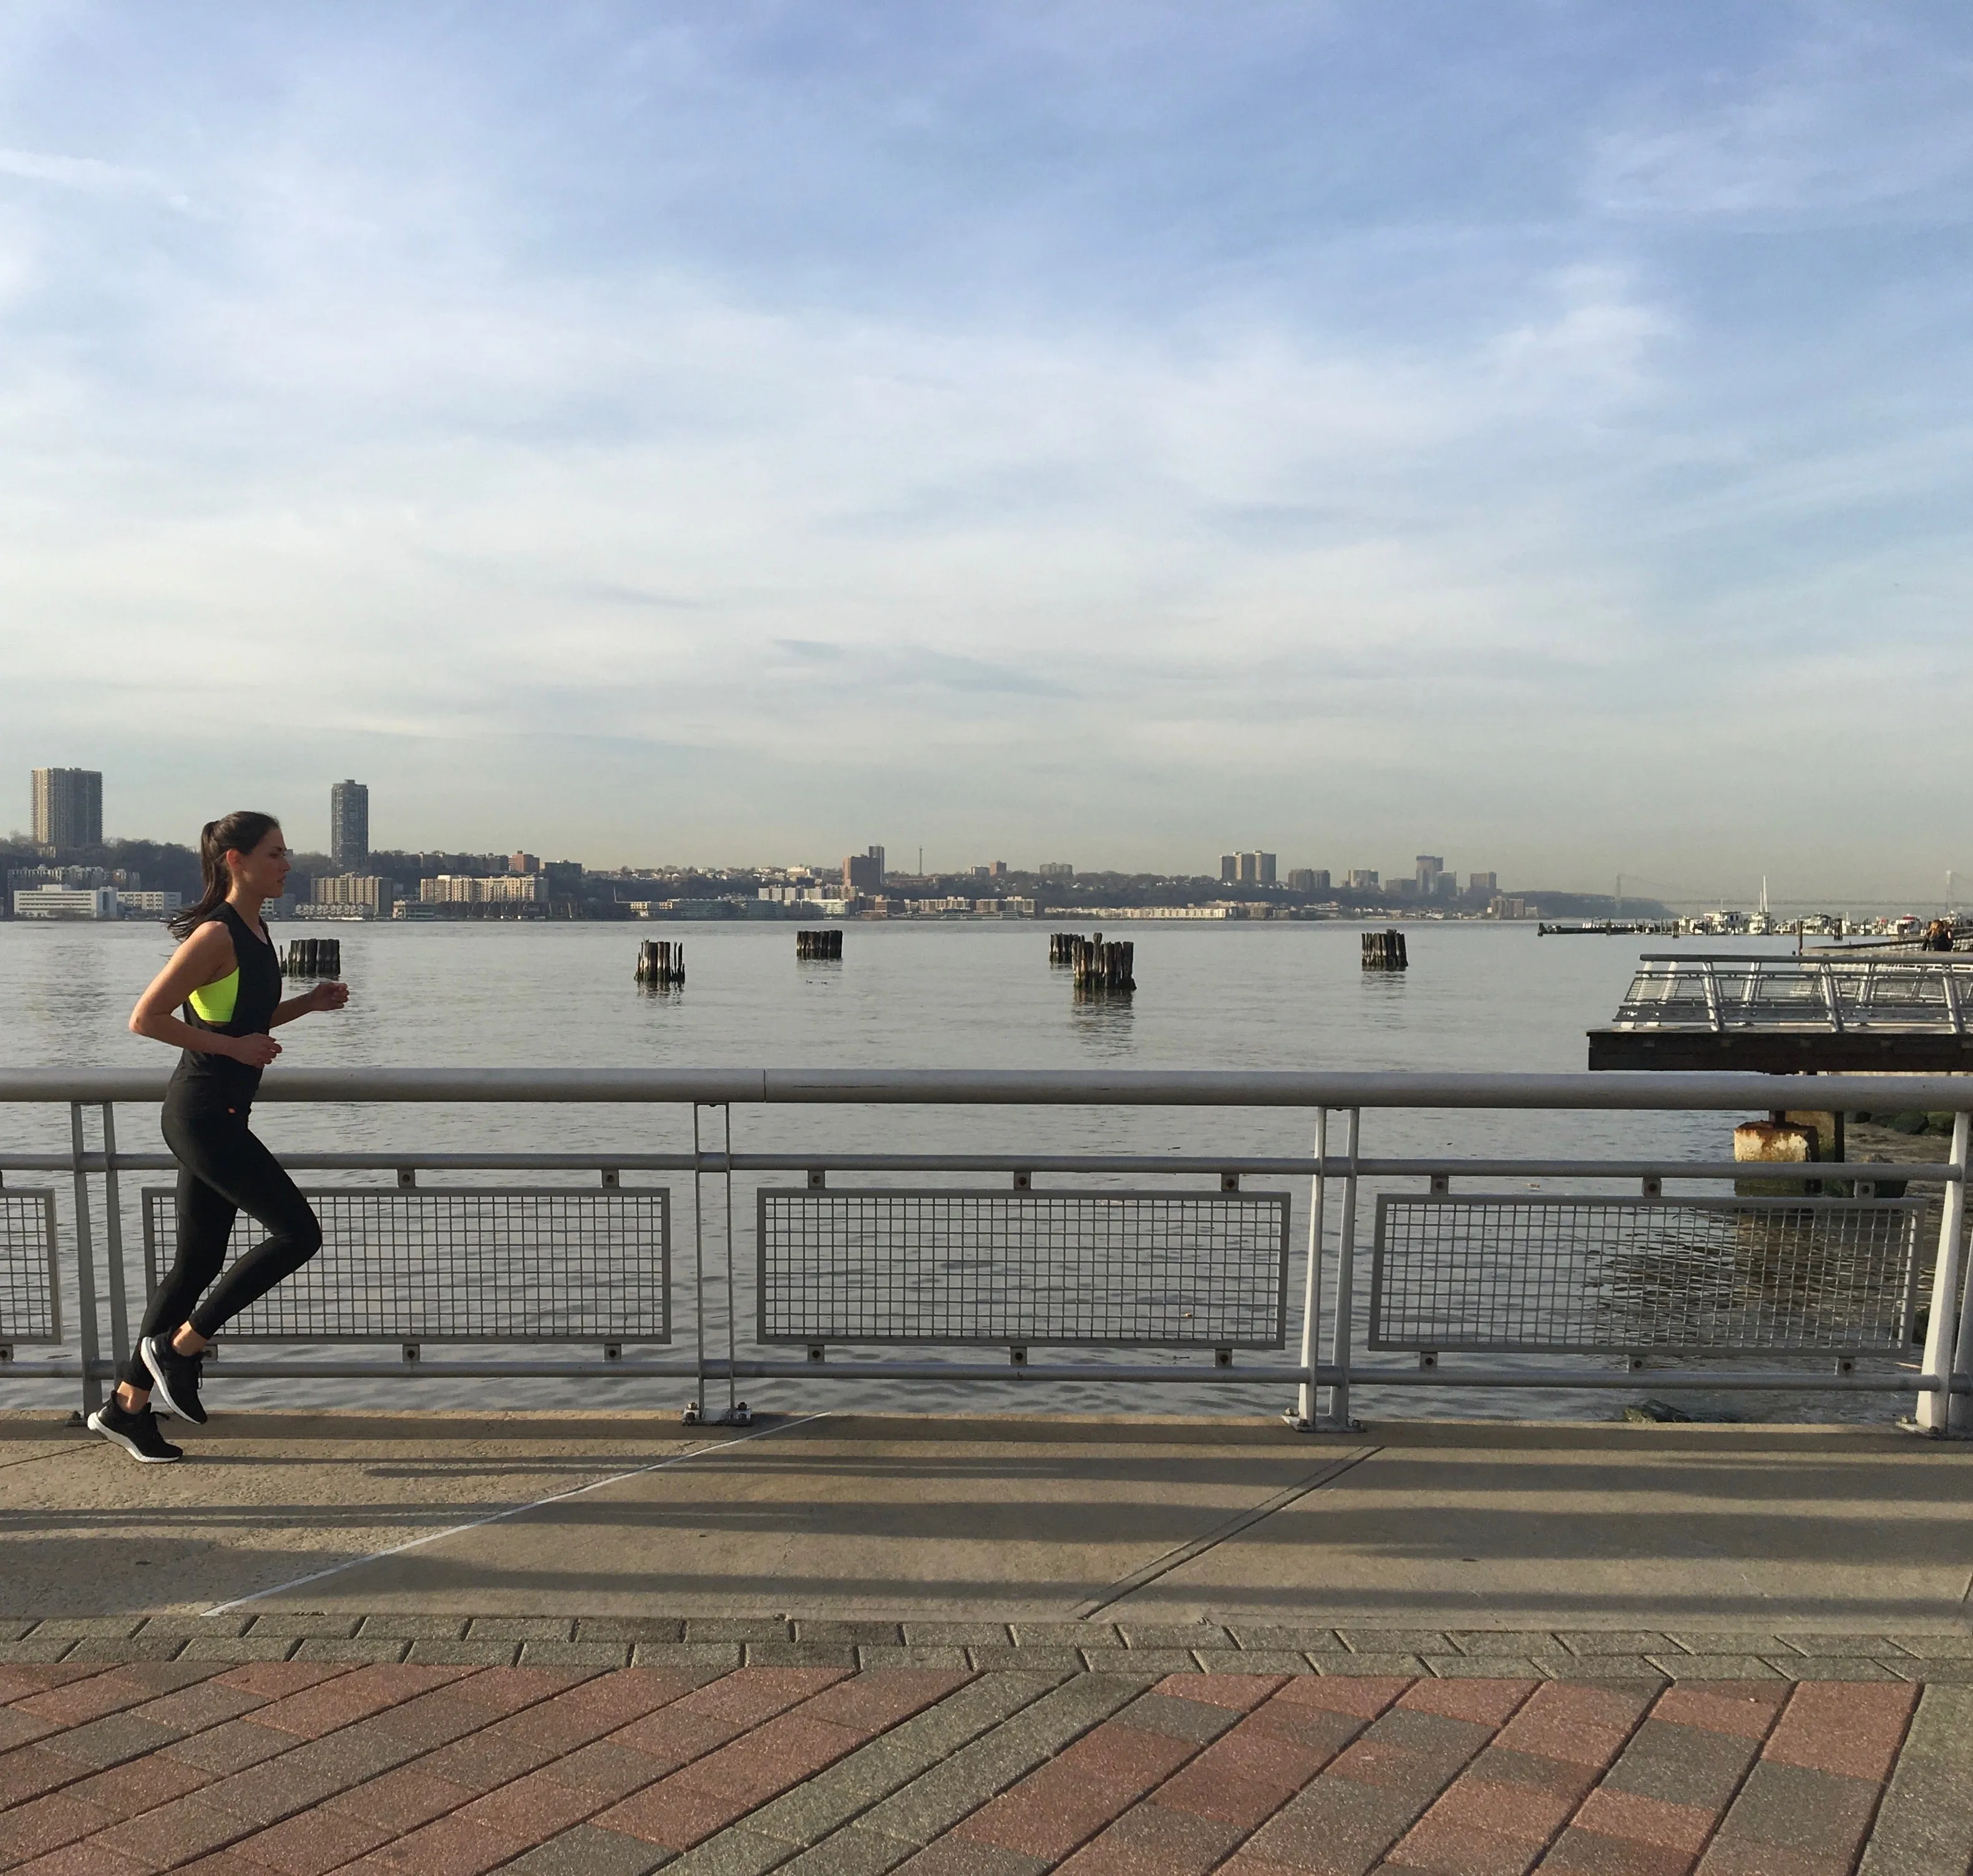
<box><xmin>167</xmin><ymin>903</ymin><xmax>285</xmax><ymax>1107</ymax></box>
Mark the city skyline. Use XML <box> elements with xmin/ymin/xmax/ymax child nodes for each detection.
<box><xmin>3</xmin><ymin>7</ymin><xmax>1971</xmax><ymax>894</ymax></box>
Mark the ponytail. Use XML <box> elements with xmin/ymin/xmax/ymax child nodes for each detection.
<box><xmin>168</xmin><ymin>811</ymin><xmax>281</xmax><ymax>940</ymax></box>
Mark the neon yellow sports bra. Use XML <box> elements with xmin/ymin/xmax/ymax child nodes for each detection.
<box><xmin>188</xmin><ymin>970</ymin><xmax>240</xmax><ymax>1024</ymax></box>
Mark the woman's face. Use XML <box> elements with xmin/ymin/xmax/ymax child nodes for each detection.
<box><xmin>227</xmin><ymin>827</ymin><xmax>291</xmax><ymax>899</ymax></box>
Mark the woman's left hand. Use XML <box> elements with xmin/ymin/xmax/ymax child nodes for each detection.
<box><xmin>308</xmin><ymin>980</ymin><xmax>351</xmax><ymax>1013</ymax></box>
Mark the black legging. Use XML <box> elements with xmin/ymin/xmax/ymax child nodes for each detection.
<box><xmin>122</xmin><ymin>1104</ymin><xmax>323</xmax><ymax>1388</ymax></box>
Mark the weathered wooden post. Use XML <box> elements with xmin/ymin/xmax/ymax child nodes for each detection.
<box><xmin>1362</xmin><ymin>930</ymin><xmax>1408</xmax><ymax>970</ymax></box>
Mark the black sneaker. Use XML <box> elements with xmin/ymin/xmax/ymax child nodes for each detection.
<box><xmin>141</xmin><ymin>1335</ymin><xmax>208</xmax><ymax>1424</ymax></box>
<box><xmin>87</xmin><ymin>1401</ymin><xmax>183</xmax><ymax>1464</ymax></box>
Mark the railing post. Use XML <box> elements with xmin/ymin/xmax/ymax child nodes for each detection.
<box><xmin>1917</xmin><ymin>1109</ymin><xmax>1969</xmax><ymax>1434</ymax></box>
<box><xmin>687</xmin><ymin>1104</ymin><xmax>707</xmax><ymax>1424</ymax></box>
<box><xmin>719</xmin><ymin>1104</ymin><xmax>746</xmax><ymax>1425</ymax></box>
<box><xmin>1322</xmin><ymin>1108</ymin><xmax>1362</xmax><ymax>1431</ymax></box>
<box><xmin>100</xmin><ymin>1104</ymin><xmax>129</xmax><ymax>1372</ymax></box>
<box><xmin>1289</xmin><ymin>1109</ymin><xmax>1327</xmax><ymax>1430</ymax></box>
<box><xmin>67</xmin><ymin>1104</ymin><xmax>104</xmax><ymax>1417</ymax></box>
<box><xmin>1945</xmin><ymin>1112</ymin><xmax>1973</xmax><ymax>1435</ymax></box>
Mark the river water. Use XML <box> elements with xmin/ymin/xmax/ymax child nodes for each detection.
<box><xmin>0</xmin><ymin>919</ymin><xmax>1924</xmax><ymax>1423</ymax></box>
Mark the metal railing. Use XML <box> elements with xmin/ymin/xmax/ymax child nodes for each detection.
<box><xmin>1611</xmin><ymin>955</ymin><xmax>1973</xmax><ymax>1036</ymax></box>
<box><xmin>1</xmin><ymin>1066</ymin><xmax>1970</xmax><ymax>1436</ymax></box>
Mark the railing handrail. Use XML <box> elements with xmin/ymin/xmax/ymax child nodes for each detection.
<box><xmin>4</xmin><ymin>1065</ymin><xmax>1973</xmax><ymax>1109</ymax></box>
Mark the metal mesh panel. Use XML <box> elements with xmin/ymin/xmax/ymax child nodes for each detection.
<box><xmin>758</xmin><ymin>1188</ymin><xmax>1290</xmax><ymax>1346</ymax></box>
<box><xmin>142</xmin><ymin>1188</ymin><xmax>669</xmax><ymax>1344</ymax></box>
<box><xmin>0</xmin><ymin>1192</ymin><xmax>60</xmax><ymax>1343</ymax></box>
<box><xmin>1370</xmin><ymin>1195</ymin><xmax>1924</xmax><ymax>1356</ymax></box>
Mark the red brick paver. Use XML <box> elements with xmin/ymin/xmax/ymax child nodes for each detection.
<box><xmin>0</xmin><ymin>1658</ymin><xmax>1934</xmax><ymax>1874</ymax></box>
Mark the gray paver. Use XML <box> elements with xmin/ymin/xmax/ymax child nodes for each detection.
<box><xmin>0</xmin><ymin>1636</ymin><xmax>76</xmax><ymax>1661</ymax></box>
<box><xmin>243</xmin><ymin>1613</ymin><xmax>362</xmax><ymax>1640</ymax></box>
<box><xmin>357</xmin><ymin>1614</ymin><xmax>469</xmax><ymax>1640</ymax></box>
<box><xmin>1664</xmin><ymin>1631</ymin><xmax>1790</xmax><ymax>1655</ymax></box>
<box><xmin>41</xmin><ymin>1709</ymin><xmax>181</xmax><ymax>1769</ymax></box>
<box><xmin>686</xmin><ymin>1617</ymin><xmax>792</xmax><ymax>1641</ymax></box>
<box><xmin>857</xmin><ymin>1672</ymin><xmax>1152</xmax><ymax>1847</ymax></box>
<box><xmin>793</xmin><ymin>1620</ymin><xmax>904</xmax><ymax>1646</ymax></box>
<box><xmin>137</xmin><ymin>1615</ymin><xmax>253</xmax><ymax>1639</ymax></box>
<box><xmin>1424</xmin><ymin>1654</ymin><xmax>1547</xmax><ymax>1679</ymax></box>
<box><xmin>404</xmin><ymin>1638</ymin><xmax>521</xmax><ymax>1666</ymax></box>
<box><xmin>1448</xmin><ymin>1630</ymin><xmax>1562</xmax><ymax>1655</ymax></box>
<box><xmin>465</xmin><ymin>1615</ymin><xmax>575</xmax><ymax>1641</ymax></box>
<box><xmin>1554</xmin><ymin>1630</ymin><xmax>1676</xmax><ymax>1655</ymax></box>
<box><xmin>1531</xmin><ymin>1655</ymin><xmax>1669</xmax><ymax>1684</ymax></box>
<box><xmin>1005</xmin><ymin>1622</ymin><xmax>1118</xmax><ymax>1648</ymax></box>
<box><xmin>1335</xmin><ymin>1629</ymin><xmax>1453</xmax><ymax>1655</ymax></box>
<box><xmin>1713</xmin><ymin>1759</ymin><xmax>1881</xmax><ymax>1854</ymax></box>
<box><xmin>857</xmin><ymin>1646</ymin><xmax>972</xmax><ymax>1673</ymax></box>
<box><xmin>1224</xmin><ymin>1624</ymin><xmax>1344</xmax><ymax>1651</ymax></box>
<box><xmin>1080</xmin><ymin>1648</ymin><xmax>1198</xmax><ymax>1674</ymax></box>
<box><xmin>1773</xmin><ymin>1656</ymin><xmax>1904</xmax><ymax>1681</ymax></box>
<box><xmin>500</xmin><ymin>1822</ymin><xmax>673</xmax><ymax>1875</ymax></box>
<box><xmin>1120</xmin><ymin>1691</ymin><xmax>1242</xmax><ymax>1744</ymax></box>
<box><xmin>27</xmin><ymin>1617</ymin><xmax>144</xmax><ymax>1640</ymax></box>
<box><xmin>777</xmin><ymin>1825</ymin><xmax>910</xmax><ymax>1875</ymax></box>
<box><xmin>577</xmin><ymin>1616</ymin><xmax>686</xmax><ymax>1643</ymax></box>
<box><xmin>1114</xmin><ymin>1623</ymin><xmax>1231</xmax><ymax>1650</ymax></box>
<box><xmin>745</xmin><ymin>1642</ymin><xmax>859</xmax><ymax>1669</ymax></box>
<box><xmin>293</xmin><ymin>1637</ymin><xmax>412</xmax><ymax>1663</ymax></box>
<box><xmin>634</xmin><ymin>1641</ymin><xmax>744</xmax><ymax>1671</ymax></box>
<box><xmin>743</xmin><ymin>1673</ymin><xmax>1067</xmax><ymax>1850</ymax></box>
<box><xmin>177</xmin><ymin>1637</ymin><xmax>300</xmax><ymax>1662</ymax></box>
<box><xmin>902</xmin><ymin>1624</ymin><xmax>1010</xmax><ymax>1648</ymax></box>
<box><xmin>1883</xmin><ymin>1634</ymin><xmax>1973</xmax><ymax>1660</ymax></box>
<box><xmin>966</xmin><ymin>1646</ymin><xmax>1081</xmax><ymax>1674</ymax></box>
<box><xmin>1317</xmin><ymin>1652</ymin><xmax>1426</xmax><ymax>1676</ymax></box>
<box><xmin>1192</xmin><ymin>1648</ymin><xmax>1314</xmax><ymax>1676</ymax></box>
<box><xmin>521</xmin><ymin>1640</ymin><xmax>634</xmax><ymax>1668</ymax></box>
<box><xmin>62</xmin><ymin>1635</ymin><xmax>188</xmax><ymax>1662</ymax></box>
<box><xmin>1859</xmin><ymin>1684</ymin><xmax>1973</xmax><ymax>1876</ymax></box>
<box><xmin>1645</xmin><ymin>1653</ymin><xmax>1788</xmax><ymax>1679</ymax></box>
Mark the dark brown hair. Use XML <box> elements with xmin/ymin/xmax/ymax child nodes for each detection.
<box><xmin>168</xmin><ymin>811</ymin><xmax>282</xmax><ymax>940</ymax></box>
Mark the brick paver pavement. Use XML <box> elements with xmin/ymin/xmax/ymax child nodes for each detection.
<box><xmin>1</xmin><ymin>1622</ymin><xmax>1968</xmax><ymax>1873</ymax></box>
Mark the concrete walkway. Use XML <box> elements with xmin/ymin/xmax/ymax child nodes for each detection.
<box><xmin>4</xmin><ymin>1409</ymin><xmax>1971</xmax><ymax>1870</ymax></box>
<box><xmin>4</xmin><ymin>1410</ymin><xmax>1971</xmax><ymax>1630</ymax></box>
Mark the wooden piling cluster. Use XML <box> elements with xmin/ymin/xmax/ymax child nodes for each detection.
<box><xmin>1362</xmin><ymin>929</ymin><xmax>1408</xmax><ymax>970</ymax></box>
<box><xmin>1048</xmin><ymin>931</ymin><xmax>1083</xmax><ymax>966</ymax></box>
<box><xmin>636</xmin><ymin>939</ymin><xmax>684</xmax><ymax>986</ymax></box>
<box><xmin>796</xmin><ymin>928</ymin><xmax>843</xmax><ymax>960</ymax></box>
<box><xmin>1069</xmin><ymin>933</ymin><xmax>1135</xmax><ymax>994</ymax></box>
<box><xmin>282</xmin><ymin>938</ymin><xmax>340</xmax><ymax>977</ymax></box>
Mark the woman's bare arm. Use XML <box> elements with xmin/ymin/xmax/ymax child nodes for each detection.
<box><xmin>271</xmin><ymin>981</ymin><xmax>350</xmax><ymax>1028</ymax></box>
<box><xmin>129</xmin><ymin>925</ymin><xmax>279</xmax><ymax>1067</ymax></box>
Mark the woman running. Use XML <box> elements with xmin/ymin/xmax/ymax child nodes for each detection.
<box><xmin>89</xmin><ymin>811</ymin><xmax>348</xmax><ymax>1462</ymax></box>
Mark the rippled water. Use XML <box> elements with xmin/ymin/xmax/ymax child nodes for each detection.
<box><xmin>0</xmin><ymin>919</ymin><xmax>1922</xmax><ymax>1423</ymax></box>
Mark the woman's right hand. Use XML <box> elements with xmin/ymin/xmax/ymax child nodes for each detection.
<box><xmin>230</xmin><ymin>1034</ymin><xmax>282</xmax><ymax>1067</ymax></box>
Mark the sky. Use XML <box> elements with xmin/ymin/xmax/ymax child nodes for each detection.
<box><xmin>2</xmin><ymin>2</ymin><xmax>1969</xmax><ymax>901</ymax></box>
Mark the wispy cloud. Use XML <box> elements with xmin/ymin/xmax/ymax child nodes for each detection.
<box><xmin>0</xmin><ymin>2</ymin><xmax>1969</xmax><ymax>888</ymax></box>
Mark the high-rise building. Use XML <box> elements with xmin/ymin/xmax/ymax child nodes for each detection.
<box><xmin>31</xmin><ymin>769</ymin><xmax>102</xmax><ymax>851</ymax></box>
<box><xmin>843</xmin><ymin>847</ymin><xmax>887</xmax><ymax>894</ymax></box>
<box><xmin>329</xmin><ymin>780</ymin><xmax>369</xmax><ymax>872</ymax></box>
<box><xmin>1220</xmin><ymin>855</ymin><xmax>1238</xmax><ymax>882</ymax></box>
<box><xmin>1232</xmin><ymin>851</ymin><xmax>1277</xmax><ymax>886</ymax></box>
<box><xmin>1348</xmin><ymin>868</ymin><xmax>1379</xmax><ymax>890</ymax></box>
<box><xmin>1469</xmin><ymin>871</ymin><xmax>1498</xmax><ymax>895</ymax></box>
<box><xmin>1289</xmin><ymin>868</ymin><xmax>1330</xmax><ymax>893</ymax></box>
<box><xmin>1415</xmin><ymin>855</ymin><xmax>1444</xmax><ymax>892</ymax></box>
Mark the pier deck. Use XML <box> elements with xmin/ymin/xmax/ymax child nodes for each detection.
<box><xmin>4</xmin><ymin>1411</ymin><xmax>1970</xmax><ymax>1871</ymax></box>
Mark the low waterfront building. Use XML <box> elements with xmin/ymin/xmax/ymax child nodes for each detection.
<box><xmin>313</xmin><ymin>873</ymin><xmax>396</xmax><ymax>917</ymax></box>
<box><xmin>420</xmin><ymin>873</ymin><xmax>548</xmax><ymax>905</ymax></box>
<box><xmin>117</xmin><ymin>891</ymin><xmax>183</xmax><ymax>920</ymax></box>
<box><xmin>14</xmin><ymin>885</ymin><xmax>119</xmax><ymax>920</ymax></box>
